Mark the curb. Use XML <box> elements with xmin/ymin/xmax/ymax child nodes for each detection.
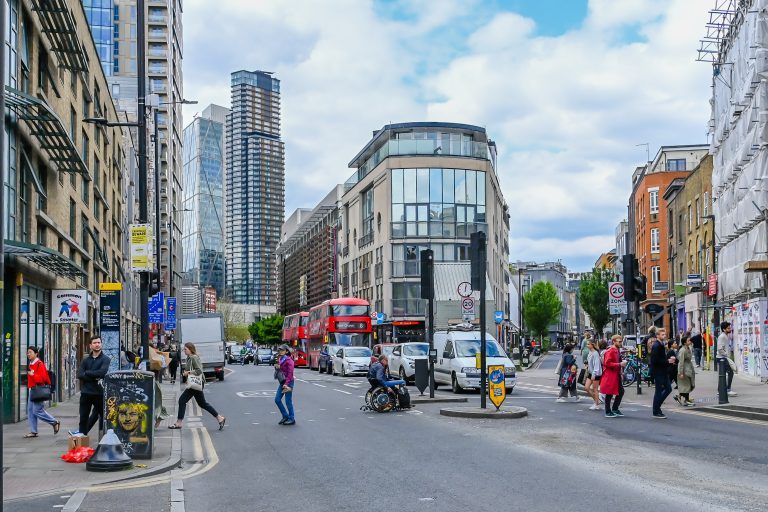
<box><xmin>99</xmin><ymin>428</ymin><xmax>183</xmax><ymax>484</ymax></box>
<box><xmin>411</xmin><ymin>396</ymin><xmax>469</xmax><ymax>404</ymax></box>
<box><xmin>439</xmin><ymin>406</ymin><xmax>529</xmax><ymax>419</ymax></box>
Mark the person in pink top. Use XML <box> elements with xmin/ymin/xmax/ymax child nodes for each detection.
<box><xmin>274</xmin><ymin>344</ymin><xmax>296</xmax><ymax>425</ymax></box>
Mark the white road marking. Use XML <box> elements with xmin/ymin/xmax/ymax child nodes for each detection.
<box><xmin>313</xmin><ymin>383</ymin><xmax>327</xmax><ymax>388</ymax></box>
<box><xmin>319</xmin><ymin>408</ymin><xmax>327</xmax><ymax>411</ymax></box>
<box><xmin>297</xmin><ymin>378</ymin><xmax>308</xmax><ymax>383</ymax></box>
<box><xmin>307</xmin><ymin>419</ymin><xmax>315</xmax><ymax>422</ymax></box>
<box><xmin>252</xmin><ymin>422</ymin><xmax>260</xmax><ymax>425</ymax></box>
<box><xmin>338</xmin><ymin>417</ymin><xmax>346</xmax><ymax>420</ymax></box>
<box><xmin>334</xmin><ymin>389</ymin><xmax>352</xmax><ymax>395</ymax></box>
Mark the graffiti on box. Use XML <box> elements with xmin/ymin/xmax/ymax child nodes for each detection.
<box><xmin>103</xmin><ymin>371</ymin><xmax>155</xmax><ymax>458</ymax></box>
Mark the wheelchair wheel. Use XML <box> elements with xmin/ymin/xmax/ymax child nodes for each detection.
<box><xmin>370</xmin><ymin>388</ymin><xmax>395</xmax><ymax>413</ymax></box>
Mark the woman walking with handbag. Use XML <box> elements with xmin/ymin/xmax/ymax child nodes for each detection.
<box><xmin>675</xmin><ymin>334</ymin><xmax>696</xmax><ymax>406</ymax></box>
<box><xmin>25</xmin><ymin>347</ymin><xmax>60</xmax><ymax>438</ymax></box>
<box><xmin>168</xmin><ymin>343</ymin><xmax>226</xmax><ymax>430</ymax></box>
<box><xmin>555</xmin><ymin>344</ymin><xmax>580</xmax><ymax>403</ymax></box>
<box><xmin>274</xmin><ymin>344</ymin><xmax>296</xmax><ymax>425</ymax></box>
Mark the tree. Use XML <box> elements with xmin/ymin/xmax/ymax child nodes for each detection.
<box><xmin>579</xmin><ymin>267</ymin><xmax>613</xmax><ymax>337</ymax></box>
<box><xmin>217</xmin><ymin>301</ymin><xmax>249</xmax><ymax>341</ymax></box>
<box><xmin>248</xmin><ymin>314</ymin><xmax>284</xmax><ymax>346</ymax></box>
<box><xmin>523</xmin><ymin>281</ymin><xmax>562</xmax><ymax>351</ymax></box>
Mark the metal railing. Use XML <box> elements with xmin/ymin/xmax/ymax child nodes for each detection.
<box><xmin>390</xmin><ymin>222</ymin><xmax>487</xmax><ymax>239</ymax></box>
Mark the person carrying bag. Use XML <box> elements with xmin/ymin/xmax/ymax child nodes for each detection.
<box><xmin>169</xmin><ymin>343</ymin><xmax>226</xmax><ymax>430</ymax></box>
<box><xmin>25</xmin><ymin>346</ymin><xmax>60</xmax><ymax>438</ymax></box>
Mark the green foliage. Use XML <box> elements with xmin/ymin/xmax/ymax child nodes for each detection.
<box><xmin>226</xmin><ymin>325</ymin><xmax>251</xmax><ymax>342</ymax></box>
<box><xmin>523</xmin><ymin>281</ymin><xmax>562</xmax><ymax>346</ymax></box>
<box><xmin>248</xmin><ymin>314</ymin><xmax>284</xmax><ymax>346</ymax></box>
<box><xmin>579</xmin><ymin>267</ymin><xmax>614</xmax><ymax>336</ymax></box>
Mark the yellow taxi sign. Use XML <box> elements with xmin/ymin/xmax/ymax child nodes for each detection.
<box><xmin>488</xmin><ymin>365</ymin><xmax>506</xmax><ymax>410</ymax></box>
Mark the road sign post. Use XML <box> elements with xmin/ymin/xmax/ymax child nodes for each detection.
<box><xmin>470</xmin><ymin>232</ymin><xmax>487</xmax><ymax>409</ymax></box>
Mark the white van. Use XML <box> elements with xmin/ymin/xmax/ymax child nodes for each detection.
<box><xmin>433</xmin><ymin>328</ymin><xmax>516</xmax><ymax>394</ymax></box>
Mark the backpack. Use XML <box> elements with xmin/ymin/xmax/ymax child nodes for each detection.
<box><xmin>397</xmin><ymin>386</ymin><xmax>411</xmax><ymax>408</ymax></box>
<box><xmin>48</xmin><ymin>369</ymin><xmax>57</xmax><ymax>395</ymax></box>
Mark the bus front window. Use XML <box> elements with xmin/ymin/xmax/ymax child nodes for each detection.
<box><xmin>331</xmin><ymin>333</ymin><xmax>372</xmax><ymax>347</ymax></box>
<box><xmin>331</xmin><ymin>305</ymin><xmax>370</xmax><ymax>316</ymax></box>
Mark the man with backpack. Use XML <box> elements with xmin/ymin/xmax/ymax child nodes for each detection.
<box><xmin>650</xmin><ymin>330</ymin><xmax>675</xmax><ymax>419</ymax></box>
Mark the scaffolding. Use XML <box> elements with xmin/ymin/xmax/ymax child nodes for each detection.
<box><xmin>697</xmin><ymin>0</ymin><xmax>754</xmax><ymax>64</ymax></box>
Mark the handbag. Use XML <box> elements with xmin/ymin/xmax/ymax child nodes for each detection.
<box><xmin>30</xmin><ymin>384</ymin><xmax>52</xmax><ymax>402</ymax></box>
<box><xmin>186</xmin><ymin>374</ymin><xmax>204</xmax><ymax>392</ymax></box>
<box><xmin>726</xmin><ymin>357</ymin><xmax>737</xmax><ymax>372</ymax></box>
<box><xmin>577</xmin><ymin>368</ymin><xmax>587</xmax><ymax>386</ymax></box>
<box><xmin>274</xmin><ymin>368</ymin><xmax>286</xmax><ymax>385</ymax></box>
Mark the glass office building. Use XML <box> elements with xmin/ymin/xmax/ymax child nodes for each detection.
<box><xmin>224</xmin><ymin>70</ymin><xmax>286</xmax><ymax>305</ymax></box>
<box><xmin>81</xmin><ymin>0</ymin><xmax>113</xmax><ymax>76</ymax></box>
<box><xmin>182</xmin><ymin>105</ymin><xmax>228</xmax><ymax>297</ymax></box>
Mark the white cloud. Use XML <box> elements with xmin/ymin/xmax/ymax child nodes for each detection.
<box><xmin>182</xmin><ymin>0</ymin><xmax>713</xmax><ymax>272</ymax></box>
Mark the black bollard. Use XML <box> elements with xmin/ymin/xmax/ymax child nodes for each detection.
<box><xmin>86</xmin><ymin>429</ymin><xmax>133</xmax><ymax>472</ymax></box>
<box><xmin>717</xmin><ymin>358</ymin><xmax>729</xmax><ymax>405</ymax></box>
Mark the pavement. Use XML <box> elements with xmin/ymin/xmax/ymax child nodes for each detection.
<box><xmin>2</xmin><ymin>380</ymin><xmax>182</xmax><ymax>503</ymax></box>
<box><xmin>522</xmin><ymin>352</ymin><xmax>768</xmax><ymax>413</ymax></box>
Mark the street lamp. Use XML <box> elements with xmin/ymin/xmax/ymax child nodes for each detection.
<box><xmin>241</xmin><ymin>129</ymin><xmax>280</xmax><ymax>307</ymax></box>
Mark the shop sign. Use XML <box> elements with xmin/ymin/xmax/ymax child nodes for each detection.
<box><xmin>52</xmin><ymin>290</ymin><xmax>88</xmax><ymax>324</ymax></box>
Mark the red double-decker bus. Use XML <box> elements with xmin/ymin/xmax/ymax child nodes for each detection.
<box><xmin>307</xmin><ymin>298</ymin><xmax>372</xmax><ymax>370</ymax></box>
<box><xmin>281</xmin><ymin>312</ymin><xmax>309</xmax><ymax>367</ymax></box>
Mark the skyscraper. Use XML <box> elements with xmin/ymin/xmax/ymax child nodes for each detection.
<box><xmin>83</xmin><ymin>0</ymin><xmax>185</xmax><ymax>298</ymax></box>
<box><xmin>182</xmin><ymin>105</ymin><xmax>228</xmax><ymax>297</ymax></box>
<box><xmin>225</xmin><ymin>70</ymin><xmax>285</xmax><ymax>309</ymax></box>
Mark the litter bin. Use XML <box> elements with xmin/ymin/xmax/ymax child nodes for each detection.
<box><xmin>102</xmin><ymin>370</ymin><xmax>155</xmax><ymax>459</ymax></box>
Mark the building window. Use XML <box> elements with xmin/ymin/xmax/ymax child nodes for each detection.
<box><xmin>695</xmin><ymin>198</ymin><xmax>700</xmax><ymax>226</ymax></box>
<box><xmin>69</xmin><ymin>200</ymin><xmax>76</xmax><ymax>237</ymax></box>
<box><xmin>666</xmin><ymin>159</ymin><xmax>686</xmax><ymax>171</ymax></box>
<box><xmin>649</xmin><ymin>188</ymin><xmax>659</xmax><ymax>214</ymax></box>
<box><xmin>703</xmin><ymin>192</ymin><xmax>709</xmax><ymax>218</ymax></box>
<box><xmin>687</xmin><ymin>205</ymin><xmax>692</xmax><ymax>232</ymax></box>
<box><xmin>82</xmin><ymin>215</ymin><xmax>90</xmax><ymax>252</ymax></box>
<box><xmin>82</xmin><ymin>175</ymin><xmax>89</xmax><ymax>206</ymax></box>
<box><xmin>651</xmin><ymin>266</ymin><xmax>661</xmax><ymax>288</ymax></box>
<box><xmin>650</xmin><ymin>228</ymin><xmax>660</xmax><ymax>253</ymax></box>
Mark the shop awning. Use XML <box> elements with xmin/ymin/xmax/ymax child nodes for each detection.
<box><xmin>4</xmin><ymin>86</ymin><xmax>90</xmax><ymax>178</ymax></box>
<box><xmin>4</xmin><ymin>239</ymin><xmax>86</xmax><ymax>278</ymax></box>
<box><xmin>31</xmin><ymin>0</ymin><xmax>88</xmax><ymax>72</ymax></box>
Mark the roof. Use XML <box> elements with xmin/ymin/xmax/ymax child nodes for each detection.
<box><xmin>349</xmin><ymin>121</ymin><xmax>488</xmax><ymax>168</ymax></box>
<box><xmin>434</xmin><ymin>263</ymin><xmax>494</xmax><ymax>301</ymax></box>
<box><xmin>5</xmin><ymin>240</ymin><xmax>86</xmax><ymax>278</ymax></box>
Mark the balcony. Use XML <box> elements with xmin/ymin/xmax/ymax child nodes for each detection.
<box><xmin>358</xmin><ymin>231</ymin><xmax>373</xmax><ymax>248</ymax></box>
<box><xmin>391</xmin><ymin>222</ymin><xmax>488</xmax><ymax>239</ymax></box>
<box><xmin>391</xmin><ymin>260</ymin><xmax>420</xmax><ymax>277</ymax></box>
<box><xmin>391</xmin><ymin>299</ymin><xmax>425</xmax><ymax>317</ymax></box>
<box><xmin>148</xmin><ymin>14</ymin><xmax>168</xmax><ymax>24</ymax></box>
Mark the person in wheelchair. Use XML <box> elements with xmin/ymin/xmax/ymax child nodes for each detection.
<box><xmin>364</xmin><ymin>355</ymin><xmax>408</xmax><ymax>412</ymax></box>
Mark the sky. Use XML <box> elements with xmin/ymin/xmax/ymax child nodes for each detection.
<box><xmin>182</xmin><ymin>0</ymin><xmax>714</xmax><ymax>272</ymax></box>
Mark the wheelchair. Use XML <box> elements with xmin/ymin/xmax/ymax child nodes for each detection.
<box><xmin>360</xmin><ymin>379</ymin><xmax>410</xmax><ymax>413</ymax></box>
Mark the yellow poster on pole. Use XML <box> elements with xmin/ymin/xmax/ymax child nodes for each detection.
<box><xmin>488</xmin><ymin>365</ymin><xmax>506</xmax><ymax>410</ymax></box>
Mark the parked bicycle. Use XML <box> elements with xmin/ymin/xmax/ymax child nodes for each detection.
<box><xmin>620</xmin><ymin>349</ymin><xmax>652</xmax><ymax>387</ymax></box>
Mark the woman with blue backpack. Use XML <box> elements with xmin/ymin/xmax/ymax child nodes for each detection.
<box><xmin>555</xmin><ymin>344</ymin><xmax>580</xmax><ymax>403</ymax></box>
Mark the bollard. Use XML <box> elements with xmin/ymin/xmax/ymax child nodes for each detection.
<box><xmin>717</xmin><ymin>358</ymin><xmax>729</xmax><ymax>405</ymax></box>
<box><xmin>86</xmin><ymin>429</ymin><xmax>133</xmax><ymax>472</ymax></box>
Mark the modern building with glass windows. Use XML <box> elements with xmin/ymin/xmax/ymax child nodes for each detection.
<box><xmin>224</xmin><ymin>70</ymin><xmax>285</xmax><ymax>309</ymax></box>
<box><xmin>339</xmin><ymin>122</ymin><xmax>510</xmax><ymax>341</ymax></box>
<box><xmin>80</xmin><ymin>0</ymin><xmax>113</xmax><ymax>76</ymax></box>
<box><xmin>181</xmin><ymin>104</ymin><xmax>228</xmax><ymax>297</ymax></box>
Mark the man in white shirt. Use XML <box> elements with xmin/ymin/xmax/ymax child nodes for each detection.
<box><xmin>716</xmin><ymin>321</ymin><xmax>736</xmax><ymax>395</ymax></box>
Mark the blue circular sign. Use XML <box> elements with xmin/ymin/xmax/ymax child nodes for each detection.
<box><xmin>489</xmin><ymin>369</ymin><xmax>504</xmax><ymax>384</ymax></box>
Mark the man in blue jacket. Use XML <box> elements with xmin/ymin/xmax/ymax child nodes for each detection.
<box><xmin>77</xmin><ymin>335</ymin><xmax>111</xmax><ymax>435</ymax></box>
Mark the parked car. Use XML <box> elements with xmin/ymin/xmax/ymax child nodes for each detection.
<box><xmin>332</xmin><ymin>346</ymin><xmax>373</xmax><ymax>377</ymax></box>
<box><xmin>433</xmin><ymin>328</ymin><xmax>516</xmax><ymax>394</ymax></box>
<box><xmin>389</xmin><ymin>342</ymin><xmax>429</xmax><ymax>383</ymax></box>
<box><xmin>255</xmin><ymin>348</ymin><xmax>275</xmax><ymax>365</ymax></box>
<box><xmin>318</xmin><ymin>344</ymin><xmax>340</xmax><ymax>374</ymax></box>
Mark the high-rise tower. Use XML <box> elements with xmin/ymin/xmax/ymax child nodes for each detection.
<box><xmin>225</xmin><ymin>70</ymin><xmax>285</xmax><ymax>311</ymax></box>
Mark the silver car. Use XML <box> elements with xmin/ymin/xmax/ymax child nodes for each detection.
<box><xmin>389</xmin><ymin>342</ymin><xmax>429</xmax><ymax>382</ymax></box>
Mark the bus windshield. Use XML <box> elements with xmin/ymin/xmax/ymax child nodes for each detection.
<box><xmin>455</xmin><ymin>339</ymin><xmax>505</xmax><ymax>358</ymax></box>
<box><xmin>330</xmin><ymin>332</ymin><xmax>371</xmax><ymax>347</ymax></box>
<box><xmin>331</xmin><ymin>305</ymin><xmax>369</xmax><ymax>316</ymax></box>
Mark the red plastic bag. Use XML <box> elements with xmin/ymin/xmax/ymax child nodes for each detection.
<box><xmin>61</xmin><ymin>446</ymin><xmax>95</xmax><ymax>463</ymax></box>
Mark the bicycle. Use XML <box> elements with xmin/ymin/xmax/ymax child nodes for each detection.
<box><xmin>621</xmin><ymin>351</ymin><xmax>651</xmax><ymax>387</ymax></box>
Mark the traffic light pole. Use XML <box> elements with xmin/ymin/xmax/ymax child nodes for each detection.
<box><xmin>471</xmin><ymin>232</ymin><xmax>488</xmax><ymax>409</ymax></box>
<box><xmin>420</xmin><ymin>250</ymin><xmax>435</xmax><ymax>398</ymax></box>
<box><xmin>137</xmin><ymin>0</ymin><xmax>150</xmax><ymax>364</ymax></box>
<box><xmin>635</xmin><ymin>298</ymin><xmax>642</xmax><ymax>395</ymax></box>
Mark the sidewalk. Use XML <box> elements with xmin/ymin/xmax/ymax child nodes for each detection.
<box><xmin>2</xmin><ymin>380</ymin><xmax>182</xmax><ymax>502</ymax></box>
<box><xmin>518</xmin><ymin>362</ymin><xmax>768</xmax><ymax>409</ymax></box>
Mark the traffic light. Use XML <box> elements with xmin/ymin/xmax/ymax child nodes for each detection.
<box><xmin>633</xmin><ymin>273</ymin><xmax>647</xmax><ymax>302</ymax></box>
<box><xmin>420</xmin><ymin>249</ymin><xmax>434</xmax><ymax>300</ymax></box>
<box><xmin>470</xmin><ymin>231</ymin><xmax>487</xmax><ymax>290</ymax></box>
<box><xmin>622</xmin><ymin>255</ymin><xmax>636</xmax><ymax>302</ymax></box>
<box><xmin>149</xmin><ymin>270</ymin><xmax>161</xmax><ymax>296</ymax></box>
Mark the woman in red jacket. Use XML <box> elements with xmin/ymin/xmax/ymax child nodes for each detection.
<box><xmin>600</xmin><ymin>335</ymin><xmax>628</xmax><ymax>418</ymax></box>
<box><xmin>25</xmin><ymin>346</ymin><xmax>60</xmax><ymax>438</ymax></box>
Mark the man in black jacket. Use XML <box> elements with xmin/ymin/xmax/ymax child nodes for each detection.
<box><xmin>77</xmin><ymin>335</ymin><xmax>111</xmax><ymax>435</ymax></box>
<box><xmin>649</xmin><ymin>331</ymin><xmax>675</xmax><ymax>418</ymax></box>
<box><xmin>690</xmin><ymin>330</ymin><xmax>704</xmax><ymax>368</ymax></box>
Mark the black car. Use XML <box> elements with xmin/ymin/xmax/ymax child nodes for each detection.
<box><xmin>255</xmin><ymin>348</ymin><xmax>274</xmax><ymax>365</ymax></box>
<box><xmin>318</xmin><ymin>344</ymin><xmax>340</xmax><ymax>374</ymax></box>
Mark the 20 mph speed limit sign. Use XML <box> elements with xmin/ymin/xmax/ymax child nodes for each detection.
<box><xmin>609</xmin><ymin>282</ymin><xmax>625</xmax><ymax>303</ymax></box>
